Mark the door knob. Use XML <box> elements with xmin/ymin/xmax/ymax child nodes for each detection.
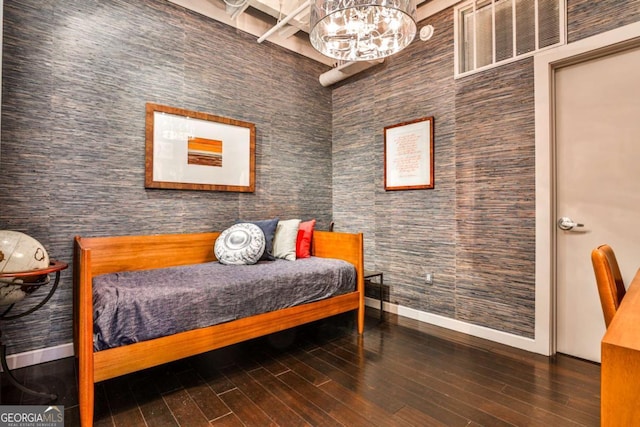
<box><xmin>557</xmin><ymin>217</ymin><xmax>584</xmax><ymax>231</ymax></box>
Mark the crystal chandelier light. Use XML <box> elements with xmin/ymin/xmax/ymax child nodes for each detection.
<box><xmin>309</xmin><ymin>0</ymin><xmax>417</xmax><ymax>61</ymax></box>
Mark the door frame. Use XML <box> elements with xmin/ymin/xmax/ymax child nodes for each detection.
<box><xmin>533</xmin><ymin>21</ymin><xmax>640</xmax><ymax>356</ymax></box>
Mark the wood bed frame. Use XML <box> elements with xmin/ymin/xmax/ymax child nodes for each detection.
<box><xmin>73</xmin><ymin>230</ymin><xmax>364</xmax><ymax>427</ymax></box>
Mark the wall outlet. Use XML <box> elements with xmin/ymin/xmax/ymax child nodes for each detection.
<box><xmin>425</xmin><ymin>272</ymin><xmax>433</xmax><ymax>284</ymax></box>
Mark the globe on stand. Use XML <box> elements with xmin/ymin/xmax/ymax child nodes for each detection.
<box><xmin>0</xmin><ymin>231</ymin><xmax>50</xmax><ymax>305</ymax></box>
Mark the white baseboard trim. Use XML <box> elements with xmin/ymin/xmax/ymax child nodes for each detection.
<box><xmin>4</xmin><ymin>299</ymin><xmax>543</xmax><ymax>371</ymax></box>
<box><xmin>3</xmin><ymin>343</ymin><xmax>75</xmax><ymax>371</ymax></box>
<box><xmin>365</xmin><ymin>297</ymin><xmax>542</xmax><ymax>355</ymax></box>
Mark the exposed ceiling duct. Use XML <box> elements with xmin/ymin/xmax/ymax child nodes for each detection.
<box><xmin>168</xmin><ymin>0</ymin><xmax>459</xmax><ymax>83</ymax></box>
<box><xmin>318</xmin><ymin>59</ymin><xmax>384</xmax><ymax>87</ymax></box>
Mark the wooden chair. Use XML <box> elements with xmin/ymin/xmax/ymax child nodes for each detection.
<box><xmin>591</xmin><ymin>244</ymin><xmax>626</xmax><ymax>328</ymax></box>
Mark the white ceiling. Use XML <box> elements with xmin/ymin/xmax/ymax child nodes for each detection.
<box><xmin>168</xmin><ymin>0</ymin><xmax>460</xmax><ymax>66</ymax></box>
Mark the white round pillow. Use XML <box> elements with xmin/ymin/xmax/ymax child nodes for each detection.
<box><xmin>215</xmin><ymin>223</ymin><xmax>266</xmax><ymax>265</ymax></box>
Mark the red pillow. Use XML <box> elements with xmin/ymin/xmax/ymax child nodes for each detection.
<box><xmin>296</xmin><ymin>219</ymin><xmax>316</xmax><ymax>259</ymax></box>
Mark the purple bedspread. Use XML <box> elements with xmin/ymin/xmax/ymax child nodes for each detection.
<box><xmin>92</xmin><ymin>257</ymin><xmax>356</xmax><ymax>350</ymax></box>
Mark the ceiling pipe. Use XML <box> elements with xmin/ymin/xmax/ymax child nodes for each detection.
<box><xmin>229</xmin><ymin>2</ymin><xmax>250</xmax><ymax>20</ymax></box>
<box><xmin>257</xmin><ymin>0</ymin><xmax>311</xmax><ymax>43</ymax></box>
<box><xmin>319</xmin><ymin>59</ymin><xmax>384</xmax><ymax>87</ymax></box>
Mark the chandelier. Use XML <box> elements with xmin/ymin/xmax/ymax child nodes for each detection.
<box><xmin>309</xmin><ymin>0</ymin><xmax>417</xmax><ymax>61</ymax></box>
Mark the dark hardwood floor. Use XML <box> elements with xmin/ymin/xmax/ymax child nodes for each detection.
<box><xmin>0</xmin><ymin>309</ymin><xmax>600</xmax><ymax>426</ymax></box>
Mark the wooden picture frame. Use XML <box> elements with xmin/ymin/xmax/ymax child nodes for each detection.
<box><xmin>384</xmin><ymin>116</ymin><xmax>434</xmax><ymax>191</ymax></box>
<box><xmin>145</xmin><ymin>103</ymin><xmax>255</xmax><ymax>192</ymax></box>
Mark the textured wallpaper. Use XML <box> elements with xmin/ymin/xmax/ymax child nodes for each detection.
<box><xmin>332</xmin><ymin>0</ymin><xmax>640</xmax><ymax>338</ymax></box>
<box><xmin>1</xmin><ymin>0</ymin><xmax>639</xmax><ymax>355</ymax></box>
<box><xmin>0</xmin><ymin>0</ymin><xmax>332</xmax><ymax>354</ymax></box>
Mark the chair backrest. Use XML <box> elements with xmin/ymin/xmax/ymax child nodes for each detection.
<box><xmin>591</xmin><ymin>244</ymin><xmax>627</xmax><ymax>328</ymax></box>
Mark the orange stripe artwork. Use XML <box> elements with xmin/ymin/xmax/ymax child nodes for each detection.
<box><xmin>187</xmin><ymin>137</ymin><xmax>223</xmax><ymax>167</ymax></box>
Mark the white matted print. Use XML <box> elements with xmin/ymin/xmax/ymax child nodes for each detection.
<box><xmin>145</xmin><ymin>103</ymin><xmax>255</xmax><ymax>192</ymax></box>
<box><xmin>384</xmin><ymin>117</ymin><xmax>434</xmax><ymax>190</ymax></box>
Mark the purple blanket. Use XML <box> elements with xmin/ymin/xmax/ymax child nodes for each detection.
<box><xmin>92</xmin><ymin>257</ymin><xmax>356</xmax><ymax>350</ymax></box>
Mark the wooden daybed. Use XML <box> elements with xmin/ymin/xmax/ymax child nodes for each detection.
<box><xmin>73</xmin><ymin>230</ymin><xmax>364</xmax><ymax>427</ymax></box>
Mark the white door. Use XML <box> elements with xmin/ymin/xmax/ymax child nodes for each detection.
<box><xmin>555</xmin><ymin>44</ymin><xmax>640</xmax><ymax>362</ymax></box>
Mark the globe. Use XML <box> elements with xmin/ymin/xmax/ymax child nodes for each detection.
<box><xmin>0</xmin><ymin>230</ymin><xmax>50</xmax><ymax>305</ymax></box>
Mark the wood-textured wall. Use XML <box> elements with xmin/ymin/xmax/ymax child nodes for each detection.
<box><xmin>332</xmin><ymin>0</ymin><xmax>640</xmax><ymax>338</ymax></box>
<box><xmin>0</xmin><ymin>0</ymin><xmax>332</xmax><ymax>354</ymax></box>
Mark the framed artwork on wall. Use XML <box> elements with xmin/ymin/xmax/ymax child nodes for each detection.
<box><xmin>145</xmin><ymin>103</ymin><xmax>256</xmax><ymax>192</ymax></box>
<box><xmin>384</xmin><ymin>116</ymin><xmax>434</xmax><ymax>191</ymax></box>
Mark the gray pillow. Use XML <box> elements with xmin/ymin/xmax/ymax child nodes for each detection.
<box><xmin>215</xmin><ymin>223</ymin><xmax>266</xmax><ymax>265</ymax></box>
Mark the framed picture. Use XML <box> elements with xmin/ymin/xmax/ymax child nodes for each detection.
<box><xmin>384</xmin><ymin>116</ymin><xmax>434</xmax><ymax>191</ymax></box>
<box><xmin>145</xmin><ymin>103</ymin><xmax>255</xmax><ymax>192</ymax></box>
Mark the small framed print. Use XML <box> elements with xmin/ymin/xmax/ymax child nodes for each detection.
<box><xmin>384</xmin><ymin>116</ymin><xmax>434</xmax><ymax>191</ymax></box>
